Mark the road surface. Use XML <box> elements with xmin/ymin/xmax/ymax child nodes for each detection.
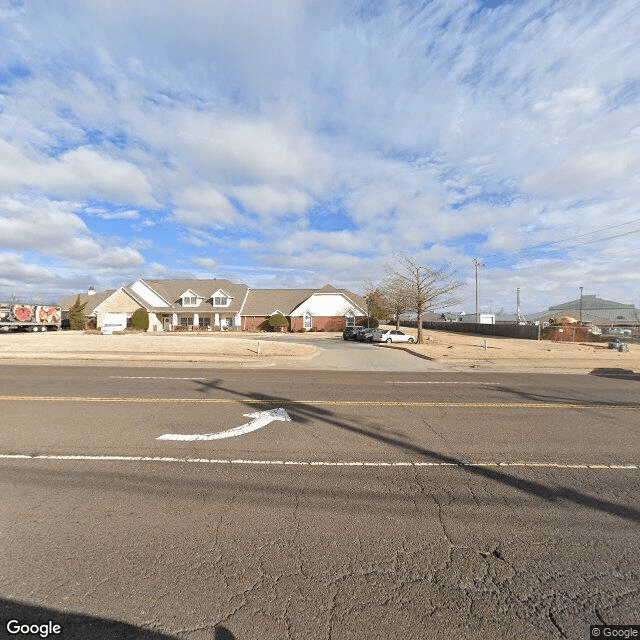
<box><xmin>0</xmin><ymin>366</ymin><xmax>638</xmax><ymax>639</ymax></box>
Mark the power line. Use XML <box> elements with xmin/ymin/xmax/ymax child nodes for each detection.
<box><xmin>484</xmin><ymin>217</ymin><xmax>640</xmax><ymax>267</ymax></box>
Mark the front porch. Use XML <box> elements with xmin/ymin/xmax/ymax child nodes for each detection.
<box><xmin>154</xmin><ymin>312</ymin><xmax>240</xmax><ymax>331</ymax></box>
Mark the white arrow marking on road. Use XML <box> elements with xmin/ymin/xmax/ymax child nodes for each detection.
<box><xmin>156</xmin><ymin>408</ymin><xmax>291</xmax><ymax>441</ymax></box>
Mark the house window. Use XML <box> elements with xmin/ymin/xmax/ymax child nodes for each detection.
<box><xmin>303</xmin><ymin>314</ymin><xmax>312</xmax><ymax>330</ymax></box>
<box><xmin>183</xmin><ymin>296</ymin><xmax>197</xmax><ymax>306</ymax></box>
<box><xmin>214</xmin><ymin>297</ymin><xmax>228</xmax><ymax>306</ymax></box>
<box><xmin>180</xmin><ymin>317</ymin><xmax>194</xmax><ymax>327</ymax></box>
<box><xmin>345</xmin><ymin>316</ymin><xmax>355</xmax><ymax>327</ymax></box>
<box><xmin>199</xmin><ymin>317</ymin><xmax>211</xmax><ymax>327</ymax></box>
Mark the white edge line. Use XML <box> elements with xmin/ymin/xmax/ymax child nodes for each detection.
<box><xmin>0</xmin><ymin>454</ymin><xmax>636</xmax><ymax>470</ymax></box>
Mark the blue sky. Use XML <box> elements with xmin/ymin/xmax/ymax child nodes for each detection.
<box><xmin>1</xmin><ymin>0</ymin><xmax>640</xmax><ymax>314</ymax></box>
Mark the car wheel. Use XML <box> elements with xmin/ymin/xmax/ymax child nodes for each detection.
<box><xmin>386</xmin><ymin>338</ymin><xmax>392</xmax><ymax>343</ymax></box>
<box><xmin>408</xmin><ymin>337</ymin><xmax>414</xmax><ymax>343</ymax></box>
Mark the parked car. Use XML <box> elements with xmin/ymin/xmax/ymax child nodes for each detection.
<box><xmin>356</xmin><ymin>327</ymin><xmax>379</xmax><ymax>342</ymax></box>
<box><xmin>349</xmin><ymin>327</ymin><xmax>369</xmax><ymax>341</ymax></box>
<box><xmin>372</xmin><ymin>329</ymin><xmax>415</xmax><ymax>343</ymax></box>
<box><xmin>342</xmin><ymin>326</ymin><xmax>358</xmax><ymax>340</ymax></box>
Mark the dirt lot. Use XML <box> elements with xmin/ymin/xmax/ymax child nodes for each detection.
<box><xmin>1</xmin><ymin>326</ymin><xmax>638</xmax><ymax>373</ymax></box>
<box><xmin>0</xmin><ymin>331</ymin><xmax>321</xmax><ymax>367</ymax></box>
<box><xmin>383</xmin><ymin>325</ymin><xmax>640</xmax><ymax>373</ymax></box>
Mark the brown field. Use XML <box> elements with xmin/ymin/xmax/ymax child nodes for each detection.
<box><xmin>1</xmin><ymin>326</ymin><xmax>638</xmax><ymax>372</ymax></box>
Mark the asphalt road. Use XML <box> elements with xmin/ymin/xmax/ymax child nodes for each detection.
<box><xmin>0</xmin><ymin>366</ymin><xmax>638</xmax><ymax>640</ymax></box>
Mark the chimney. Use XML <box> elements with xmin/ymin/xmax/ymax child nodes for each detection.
<box><xmin>88</xmin><ymin>286</ymin><xmax>96</xmax><ymax>296</ymax></box>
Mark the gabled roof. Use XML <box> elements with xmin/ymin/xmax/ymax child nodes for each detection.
<box><xmin>241</xmin><ymin>289</ymin><xmax>315</xmax><ymax>316</ymax></box>
<box><xmin>241</xmin><ymin>285</ymin><xmax>367</xmax><ymax>316</ymax></box>
<box><xmin>60</xmin><ymin>290</ymin><xmax>116</xmax><ymax>314</ymax></box>
<box><xmin>337</xmin><ymin>288</ymin><xmax>366</xmax><ymax>311</ymax></box>
<box><xmin>178</xmin><ymin>288</ymin><xmax>201</xmax><ymax>299</ymax></box>
<box><xmin>131</xmin><ymin>279</ymin><xmax>249</xmax><ymax>312</ymax></box>
<box><xmin>211</xmin><ymin>288</ymin><xmax>233</xmax><ymax>299</ymax></box>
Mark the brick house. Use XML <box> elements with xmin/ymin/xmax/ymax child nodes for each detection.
<box><xmin>62</xmin><ymin>279</ymin><xmax>367</xmax><ymax>332</ymax></box>
<box><xmin>241</xmin><ymin>284</ymin><xmax>366</xmax><ymax>332</ymax></box>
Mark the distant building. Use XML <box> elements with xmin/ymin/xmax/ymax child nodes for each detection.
<box><xmin>496</xmin><ymin>295</ymin><xmax>640</xmax><ymax>326</ymax></box>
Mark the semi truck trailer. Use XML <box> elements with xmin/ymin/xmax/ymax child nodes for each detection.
<box><xmin>0</xmin><ymin>303</ymin><xmax>62</xmax><ymax>332</ymax></box>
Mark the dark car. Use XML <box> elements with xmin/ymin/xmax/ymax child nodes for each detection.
<box><xmin>342</xmin><ymin>326</ymin><xmax>358</xmax><ymax>340</ymax></box>
<box><xmin>343</xmin><ymin>326</ymin><xmax>368</xmax><ymax>341</ymax></box>
<box><xmin>356</xmin><ymin>327</ymin><xmax>379</xmax><ymax>342</ymax></box>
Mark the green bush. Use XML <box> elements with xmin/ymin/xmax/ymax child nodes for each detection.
<box><xmin>68</xmin><ymin>295</ymin><xmax>87</xmax><ymax>330</ymax></box>
<box><xmin>131</xmin><ymin>308</ymin><xmax>149</xmax><ymax>331</ymax></box>
<box><xmin>268</xmin><ymin>313</ymin><xmax>289</xmax><ymax>331</ymax></box>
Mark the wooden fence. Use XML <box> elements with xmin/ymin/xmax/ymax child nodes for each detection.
<box><xmin>401</xmin><ymin>321</ymin><xmax>541</xmax><ymax>340</ymax></box>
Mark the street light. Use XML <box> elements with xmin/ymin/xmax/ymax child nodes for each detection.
<box><xmin>474</xmin><ymin>258</ymin><xmax>484</xmax><ymax>323</ymax></box>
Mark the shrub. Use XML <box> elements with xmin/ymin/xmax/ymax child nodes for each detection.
<box><xmin>68</xmin><ymin>295</ymin><xmax>87</xmax><ymax>330</ymax></box>
<box><xmin>130</xmin><ymin>308</ymin><xmax>149</xmax><ymax>331</ymax></box>
<box><xmin>268</xmin><ymin>313</ymin><xmax>289</xmax><ymax>331</ymax></box>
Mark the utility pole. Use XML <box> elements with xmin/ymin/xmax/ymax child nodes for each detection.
<box><xmin>579</xmin><ymin>286</ymin><xmax>583</xmax><ymax>324</ymax></box>
<box><xmin>474</xmin><ymin>258</ymin><xmax>484</xmax><ymax>322</ymax></box>
<box><xmin>516</xmin><ymin>288</ymin><xmax>527</xmax><ymax>324</ymax></box>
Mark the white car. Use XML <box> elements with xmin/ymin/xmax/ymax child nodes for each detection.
<box><xmin>372</xmin><ymin>329</ymin><xmax>415</xmax><ymax>343</ymax></box>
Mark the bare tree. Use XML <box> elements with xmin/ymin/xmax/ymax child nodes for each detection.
<box><xmin>384</xmin><ymin>252</ymin><xmax>463</xmax><ymax>343</ymax></box>
<box><xmin>362</xmin><ymin>280</ymin><xmax>392</xmax><ymax>327</ymax></box>
<box><xmin>380</xmin><ymin>276</ymin><xmax>413</xmax><ymax>330</ymax></box>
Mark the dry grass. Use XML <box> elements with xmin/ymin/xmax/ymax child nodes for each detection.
<box><xmin>1</xmin><ymin>326</ymin><xmax>637</xmax><ymax>371</ymax></box>
<box><xmin>376</xmin><ymin>325</ymin><xmax>640</xmax><ymax>371</ymax></box>
<box><xmin>0</xmin><ymin>330</ymin><xmax>320</xmax><ymax>365</ymax></box>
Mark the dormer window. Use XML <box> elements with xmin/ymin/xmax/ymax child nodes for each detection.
<box><xmin>182</xmin><ymin>295</ymin><xmax>197</xmax><ymax>306</ymax></box>
<box><xmin>214</xmin><ymin>296</ymin><xmax>228</xmax><ymax>306</ymax></box>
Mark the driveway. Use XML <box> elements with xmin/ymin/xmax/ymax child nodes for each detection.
<box><xmin>259</xmin><ymin>334</ymin><xmax>440</xmax><ymax>371</ymax></box>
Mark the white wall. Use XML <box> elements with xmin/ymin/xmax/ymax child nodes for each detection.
<box><xmin>130</xmin><ymin>280</ymin><xmax>169</xmax><ymax>308</ymax></box>
<box><xmin>290</xmin><ymin>294</ymin><xmax>363</xmax><ymax>317</ymax></box>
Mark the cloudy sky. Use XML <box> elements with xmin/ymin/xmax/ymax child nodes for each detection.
<box><xmin>1</xmin><ymin>0</ymin><xmax>639</xmax><ymax>314</ymax></box>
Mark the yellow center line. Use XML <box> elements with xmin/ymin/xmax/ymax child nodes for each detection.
<box><xmin>0</xmin><ymin>396</ymin><xmax>637</xmax><ymax>409</ymax></box>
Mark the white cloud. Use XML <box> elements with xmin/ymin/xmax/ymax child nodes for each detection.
<box><xmin>170</xmin><ymin>110</ymin><xmax>334</xmax><ymax>190</ymax></box>
<box><xmin>232</xmin><ymin>185</ymin><xmax>313</xmax><ymax>218</ymax></box>
<box><xmin>522</xmin><ymin>150</ymin><xmax>635</xmax><ymax>198</ymax></box>
<box><xmin>172</xmin><ymin>186</ymin><xmax>238</xmax><ymax>227</ymax></box>
<box><xmin>191</xmin><ymin>257</ymin><xmax>219</xmax><ymax>272</ymax></box>
<box><xmin>84</xmin><ymin>207</ymin><xmax>140</xmax><ymax>220</ymax></box>
<box><xmin>0</xmin><ymin>140</ymin><xmax>155</xmax><ymax>207</ymax></box>
<box><xmin>1</xmin><ymin>0</ymin><xmax>640</xmax><ymax>311</ymax></box>
<box><xmin>0</xmin><ymin>195</ymin><xmax>145</xmax><ymax>269</ymax></box>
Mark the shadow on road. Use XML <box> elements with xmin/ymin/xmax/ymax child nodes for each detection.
<box><xmin>191</xmin><ymin>378</ymin><xmax>640</xmax><ymax>524</ymax></box>
<box><xmin>589</xmin><ymin>368</ymin><xmax>640</xmax><ymax>381</ymax></box>
<box><xmin>0</xmin><ymin>598</ymin><xmax>178</xmax><ymax>640</ymax></box>
<box><xmin>483</xmin><ymin>382</ymin><xmax>640</xmax><ymax>407</ymax></box>
<box><xmin>0</xmin><ymin>598</ymin><xmax>238</xmax><ymax>640</ymax></box>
